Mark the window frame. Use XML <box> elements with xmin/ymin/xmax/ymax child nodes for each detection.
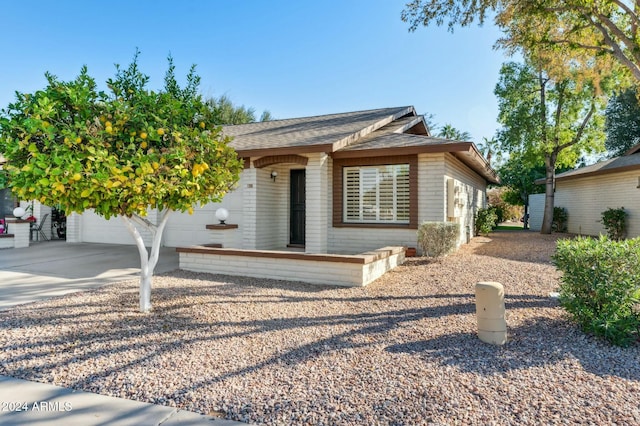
<box><xmin>343</xmin><ymin>164</ymin><xmax>410</xmax><ymax>224</ymax></box>
<box><xmin>332</xmin><ymin>155</ymin><xmax>418</xmax><ymax>229</ymax></box>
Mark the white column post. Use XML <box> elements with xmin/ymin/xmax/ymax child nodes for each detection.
<box><xmin>241</xmin><ymin>167</ymin><xmax>257</xmax><ymax>249</ymax></box>
<box><xmin>305</xmin><ymin>153</ymin><xmax>329</xmax><ymax>254</ymax></box>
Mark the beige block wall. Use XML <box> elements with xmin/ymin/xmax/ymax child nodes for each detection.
<box><xmin>444</xmin><ymin>153</ymin><xmax>487</xmax><ymax>244</ymax></box>
<box><xmin>555</xmin><ymin>170</ymin><xmax>640</xmax><ymax>237</ymax></box>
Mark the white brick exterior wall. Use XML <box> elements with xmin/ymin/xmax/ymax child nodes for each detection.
<box><xmin>418</xmin><ymin>153</ymin><xmax>447</xmax><ymax>222</ymax></box>
<box><xmin>6</xmin><ymin>221</ymin><xmax>29</xmax><ymax>248</ymax></box>
<box><xmin>70</xmin><ymin>151</ymin><xmax>489</xmax><ymax>254</ymax></box>
<box><xmin>179</xmin><ymin>247</ymin><xmax>405</xmax><ymax>287</ymax></box>
<box><xmin>444</xmin><ymin>153</ymin><xmax>487</xmax><ymax>244</ymax></box>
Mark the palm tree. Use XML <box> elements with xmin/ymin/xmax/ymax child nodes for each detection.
<box><xmin>477</xmin><ymin>137</ymin><xmax>503</xmax><ymax>166</ymax></box>
<box><xmin>438</xmin><ymin>123</ymin><xmax>471</xmax><ymax>141</ymax></box>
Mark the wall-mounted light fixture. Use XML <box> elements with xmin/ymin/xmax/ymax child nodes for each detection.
<box><xmin>271</xmin><ymin>171</ymin><xmax>278</xmax><ymax>182</ymax></box>
<box><xmin>215</xmin><ymin>207</ymin><xmax>229</xmax><ymax>225</ymax></box>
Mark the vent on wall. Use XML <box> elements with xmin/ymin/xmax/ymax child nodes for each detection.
<box><xmin>447</xmin><ymin>178</ymin><xmax>462</xmax><ymax>218</ymax></box>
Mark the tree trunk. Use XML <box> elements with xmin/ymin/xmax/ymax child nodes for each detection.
<box><xmin>540</xmin><ymin>154</ymin><xmax>557</xmax><ymax>234</ymax></box>
<box><xmin>121</xmin><ymin>210</ymin><xmax>172</xmax><ymax>312</ymax></box>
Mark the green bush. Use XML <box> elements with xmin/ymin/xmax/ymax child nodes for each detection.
<box><xmin>600</xmin><ymin>207</ymin><xmax>627</xmax><ymax>240</ymax></box>
<box><xmin>475</xmin><ymin>207</ymin><xmax>497</xmax><ymax>236</ymax></box>
<box><xmin>491</xmin><ymin>204</ymin><xmax>505</xmax><ymax>224</ymax></box>
<box><xmin>552</xmin><ymin>206</ymin><xmax>568</xmax><ymax>232</ymax></box>
<box><xmin>417</xmin><ymin>221</ymin><xmax>460</xmax><ymax>258</ymax></box>
<box><xmin>553</xmin><ymin>236</ymin><xmax>640</xmax><ymax>347</ymax></box>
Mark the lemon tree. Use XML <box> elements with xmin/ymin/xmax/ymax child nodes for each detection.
<box><xmin>0</xmin><ymin>55</ymin><xmax>243</xmax><ymax>312</ymax></box>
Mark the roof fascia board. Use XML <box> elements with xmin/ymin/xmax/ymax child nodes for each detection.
<box><xmin>235</xmin><ymin>144</ymin><xmax>334</xmax><ymax>158</ymax></box>
<box><xmin>330</xmin><ymin>141</ymin><xmax>472</xmax><ymax>159</ymax></box>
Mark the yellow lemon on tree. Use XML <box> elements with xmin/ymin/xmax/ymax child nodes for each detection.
<box><xmin>75</xmin><ymin>137</ymin><xmax>82</xmax><ymax>144</ymax></box>
<box><xmin>140</xmin><ymin>132</ymin><xmax>148</xmax><ymax>139</ymax></box>
<box><xmin>141</xmin><ymin>141</ymin><xmax>148</xmax><ymax>149</ymax></box>
<box><xmin>199</xmin><ymin>122</ymin><xmax>205</xmax><ymax>129</ymax></box>
<box><xmin>157</xmin><ymin>128</ymin><xmax>165</xmax><ymax>135</ymax></box>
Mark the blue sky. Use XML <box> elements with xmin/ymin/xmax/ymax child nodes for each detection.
<box><xmin>1</xmin><ymin>1</ymin><xmax>510</xmax><ymax>142</ymax></box>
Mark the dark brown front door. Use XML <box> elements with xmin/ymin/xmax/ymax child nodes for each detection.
<box><xmin>290</xmin><ymin>169</ymin><xmax>306</xmax><ymax>246</ymax></box>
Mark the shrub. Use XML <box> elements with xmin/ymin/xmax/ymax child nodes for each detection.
<box><xmin>553</xmin><ymin>236</ymin><xmax>640</xmax><ymax>347</ymax></box>
<box><xmin>491</xmin><ymin>204</ymin><xmax>505</xmax><ymax>224</ymax></box>
<box><xmin>552</xmin><ymin>206</ymin><xmax>568</xmax><ymax>232</ymax></box>
<box><xmin>417</xmin><ymin>221</ymin><xmax>460</xmax><ymax>258</ymax></box>
<box><xmin>600</xmin><ymin>207</ymin><xmax>627</xmax><ymax>240</ymax></box>
<box><xmin>475</xmin><ymin>207</ymin><xmax>497</xmax><ymax>236</ymax></box>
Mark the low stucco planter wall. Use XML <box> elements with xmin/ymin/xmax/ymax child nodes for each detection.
<box><xmin>176</xmin><ymin>246</ymin><xmax>406</xmax><ymax>287</ymax></box>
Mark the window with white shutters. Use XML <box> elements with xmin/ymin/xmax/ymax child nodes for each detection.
<box><xmin>343</xmin><ymin>164</ymin><xmax>410</xmax><ymax>224</ymax></box>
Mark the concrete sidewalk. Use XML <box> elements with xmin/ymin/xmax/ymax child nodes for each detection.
<box><xmin>0</xmin><ymin>242</ymin><xmax>247</xmax><ymax>425</ymax></box>
<box><xmin>0</xmin><ymin>376</ymin><xmax>244</xmax><ymax>425</ymax></box>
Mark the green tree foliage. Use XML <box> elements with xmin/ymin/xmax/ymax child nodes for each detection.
<box><xmin>437</xmin><ymin>123</ymin><xmax>471</xmax><ymax>140</ymax></box>
<box><xmin>0</xmin><ymin>53</ymin><xmax>243</xmax><ymax>312</ymax></box>
<box><xmin>205</xmin><ymin>94</ymin><xmax>273</xmax><ymax>125</ymax></box>
<box><xmin>402</xmin><ymin>1</ymin><xmax>634</xmax><ymax>84</ymax></box>
<box><xmin>494</xmin><ymin>59</ymin><xmax>606</xmax><ymax>234</ymax></box>
<box><xmin>497</xmin><ymin>153</ymin><xmax>545</xmax><ymax>229</ymax></box>
<box><xmin>605</xmin><ymin>87</ymin><xmax>640</xmax><ymax>157</ymax></box>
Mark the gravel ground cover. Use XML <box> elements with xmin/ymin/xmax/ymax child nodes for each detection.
<box><xmin>1</xmin><ymin>231</ymin><xmax>639</xmax><ymax>425</ymax></box>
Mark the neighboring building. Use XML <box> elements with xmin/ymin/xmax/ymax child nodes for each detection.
<box><xmin>529</xmin><ymin>144</ymin><xmax>640</xmax><ymax>237</ymax></box>
<box><xmin>45</xmin><ymin>106</ymin><xmax>497</xmax><ymax>253</ymax></box>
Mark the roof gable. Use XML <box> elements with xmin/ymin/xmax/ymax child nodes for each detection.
<box><xmin>223</xmin><ymin>106</ymin><xmax>416</xmax><ymax>156</ymax></box>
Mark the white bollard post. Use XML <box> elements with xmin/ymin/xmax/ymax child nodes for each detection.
<box><xmin>475</xmin><ymin>281</ymin><xmax>507</xmax><ymax>345</ymax></box>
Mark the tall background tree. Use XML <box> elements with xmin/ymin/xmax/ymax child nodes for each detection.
<box><xmin>402</xmin><ymin>1</ymin><xmax>635</xmax><ymax>84</ymax></box>
<box><xmin>494</xmin><ymin>59</ymin><xmax>607</xmax><ymax>233</ymax></box>
<box><xmin>605</xmin><ymin>86</ymin><xmax>640</xmax><ymax>157</ymax></box>
<box><xmin>206</xmin><ymin>94</ymin><xmax>273</xmax><ymax>125</ymax></box>
<box><xmin>0</xmin><ymin>54</ymin><xmax>244</xmax><ymax>312</ymax></box>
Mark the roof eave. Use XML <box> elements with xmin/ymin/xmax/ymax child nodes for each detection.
<box><xmin>331</xmin><ymin>142</ymin><xmax>500</xmax><ymax>184</ymax></box>
<box><xmin>544</xmin><ymin>162</ymin><xmax>640</xmax><ymax>184</ymax></box>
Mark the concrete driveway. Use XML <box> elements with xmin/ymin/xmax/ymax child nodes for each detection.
<box><xmin>0</xmin><ymin>241</ymin><xmax>179</xmax><ymax>310</ymax></box>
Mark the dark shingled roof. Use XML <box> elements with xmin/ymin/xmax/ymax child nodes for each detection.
<box><xmin>222</xmin><ymin>105</ymin><xmax>499</xmax><ymax>183</ymax></box>
<box><xmin>224</xmin><ymin>107</ymin><xmax>415</xmax><ymax>153</ymax></box>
